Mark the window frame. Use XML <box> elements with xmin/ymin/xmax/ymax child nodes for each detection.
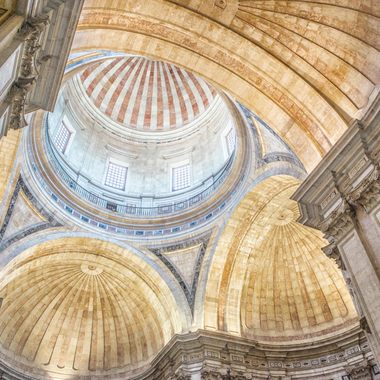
<box><xmin>104</xmin><ymin>158</ymin><xmax>129</xmax><ymax>191</ymax></box>
<box><xmin>54</xmin><ymin>120</ymin><xmax>75</xmax><ymax>155</ymax></box>
<box><xmin>171</xmin><ymin>160</ymin><xmax>191</xmax><ymax>192</ymax></box>
<box><xmin>225</xmin><ymin>128</ymin><xmax>236</xmax><ymax>156</ymax></box>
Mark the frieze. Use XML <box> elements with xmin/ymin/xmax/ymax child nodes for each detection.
<box><xmin>321</xmin><ymin>189</ymin><xmax>338</xmax><ymax>210</ymax></box>
<box><xmin>348</xmin><ymin>157</ymin><xmax>368</xmax><ymax>179</ymax></box>
<box><xmin>205</xmin><ymin>350</ymin><xmax>220</xmax><ymax>359</ymax></box>
<box><xmin>148</xmin><ymin>331</ymin><xmax>370</xmax><ymax>380</ymax></box>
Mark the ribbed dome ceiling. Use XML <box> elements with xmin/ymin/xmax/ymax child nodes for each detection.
<box><xmin>0</xmin><ymin>238</ymin><xmax>183</xmax><ymax>379</ymax></box>
<box><xmin>79</xmin><ymin>56</ymin><xmax>217</xmax><ymax>131</ymax></box>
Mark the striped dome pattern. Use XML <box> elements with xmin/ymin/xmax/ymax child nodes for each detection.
<box><xmin>80</xmin><ymin>56</ymin><xmax>217</xmax><ymax>131</ymax></box>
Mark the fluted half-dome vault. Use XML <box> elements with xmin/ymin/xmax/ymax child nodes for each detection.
<box><xmin>205</xmin><ymin>176</ymin><xmax>357</xmax><ymax>341</ymax></box>
<box><xmin>0</xmin><ymin>238</ymin><xmax>186</xmax><ymax>379</ymax></box>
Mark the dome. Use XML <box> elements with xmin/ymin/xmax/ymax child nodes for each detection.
<box><xmin>0</xmin><ymin>238</ymin><xmax>184</xmax><ymax>379</ymax></box>
<box><xmin>205</xmin><ymin>176</ymin><xmax>357</xmax><ymax>342</ymax></box>
<box><xmin>44</xmin><ymin>56</ymin><xmax>238</xmax><ymax>217</ymax></box>
<box><xmin>79</xmin><ymin>56</ymin><xmax>217</xmax><ymax>131</ymax></box>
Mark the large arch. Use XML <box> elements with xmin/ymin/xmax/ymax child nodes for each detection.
<box><xmin>204</xmin><ymin>175</ymin><xmax>358</xmax><ymax>342</ymax></box>
<box><xmin>71</xmin><ymin>0</ymin><xmax>380</xmax><ymax>171</ymax></box>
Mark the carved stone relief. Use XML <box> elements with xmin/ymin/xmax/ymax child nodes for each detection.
<box><xmin>6</xmin><ymin>15</ymin><xmax>50</xmax><ymax>131</ymax></box>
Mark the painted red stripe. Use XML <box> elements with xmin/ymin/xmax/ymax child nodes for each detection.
<box><xmin>143</xmin><ymin>61</ymin><xmax>155</xmax><ymax>129</ymax></box>
<box><xmin>94</xmin><ymin>58</ymin><xmax>128</xmax><ymax>109</ymax></box>
<box><xmin>162</xmin><ymin>63</ymin><xmax>177</xmax><ymax>128</ymax></box>
<box><xmin>187</xmin><ymin>71</ymin><xmax>214</xmax><ymax>109</ymax></box>
<box><xmin>166</xmin><ymin>64</ymin><xmax>188</xmax><ymax>128</ymax></box>
<box><xmin>117</xmin><ymin>59</ymin><xmax>146</xmax><ymax>126</ymax></box>
<box><xmin>130</xmin><ymin>60</ymin><xmax>150</xmax><ymax>127</ymax></box>
<box><xmin>176</xmin><ymin>69</ymin><xmax>199</xmax><ymax>118</ymax></box>
<box><xmin>156</xmin><ymin>61</ymin><xmax>164</xmax><ymax>130</ymax></box>
<box><xmin>105</xmin><ymin>57</ymin><xmax>139</xmax><ymax>117</ymax></box>
<box><xmin>85</xmin><ymin>57</ymin><xmax>123</xmax><ymax>98</ymax></box>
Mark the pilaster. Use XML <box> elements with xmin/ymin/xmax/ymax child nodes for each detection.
<box><xmin>293</xmin><ymin>92</ymin><xmax>380</xmax><ymax>363</ymax></box>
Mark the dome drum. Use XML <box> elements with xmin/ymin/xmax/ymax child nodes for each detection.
<box><xmin>23</xmin><ymin>58</ymin><xmax>253</xmax><ymax>236</ymax></box>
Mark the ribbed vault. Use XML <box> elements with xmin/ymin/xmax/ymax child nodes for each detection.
<box><xmin>73</xmin><ymin>0</ymin><xmax>380</xmax><ymax>171</ymax></box>
<box><xmin>0</xmin><ymin>238</ymin><xmax>185</xmax><ymax>379</ymax></box>
<box><xmin>204</xmin><ymin>176</ymin><xmax>358</xmax><ymax>342</ymax></box>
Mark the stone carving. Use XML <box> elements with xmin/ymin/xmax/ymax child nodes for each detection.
<box><xmin>6</xmin><ymin>15</ymin><xmax>50</xmax><ymax>131</ymax></box>
<box><xmin>215</xmin><ymin>0</ymin><xmax>227</xmax><ymax>9</ymax></box>
<box><xmin>201</xmin><ymin>367</ymin><xmax>252</xmax><ymax>380</ymax></box>
<box><xmin>348</xmin><ymin>167</ymin><xmax>380</xmax><ymax>212</ymax></box>
<box><xmin>344</xmin><ymin>360</ymin><xmax>372</xmax><ymax>380</ymax></box>
<box><xmin>321</xmin><ymin>199</ymin><xmax>355</xmax><ymax>241</ymax></box>
<box><xmin>172</xmin><ymin>369</ymin><xmax>191</xmax><ymax>380</ymax></box>
<box><xmin>322</xmin><ymin>243</ymin><xmax>343</xmax><ymax>269</ymax></box>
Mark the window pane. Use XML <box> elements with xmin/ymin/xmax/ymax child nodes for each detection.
<box><xmin>105</xmin><ymin>162</ymin><xmax>128</xmax><ymax>190</ymax></box>
<box><xmin>172</xmin><ymin>164</ymin><xmax>190</xmax><ymax>191</ymax></box>
<box><xmin>55</xmin><ymin>123</ymin><xmax>72</xmax><ymax>154</ymax></box>
<box><xmin>226</xmin><ymin>128</ymin><xmax>236</xmax><ymax>155</ymax></box>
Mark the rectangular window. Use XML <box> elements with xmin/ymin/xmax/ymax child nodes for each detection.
<box><xmin>105</xmin><ymin>161</ymin><xmax>128</xmax><ymax>190</ymax></box>
<box><xmin>226</xmin><ymin>128</ymin><xmax>236</xmax><ymax>155</ymax></box>
<box><xmin>172</xmin><ymin>164</ymin><xmax>190</xmax><ymax>191</ymax></box>
<box><xmin>55</xmin><ymin>123</ymin><xmax>72</xmax><ymax>154</ymax></box>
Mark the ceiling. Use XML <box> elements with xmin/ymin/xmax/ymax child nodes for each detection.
<box><xmin>205</xmin><ymin>176</ymin><xmax>357</xmax><ymax>341</ymax></box>
<box><xmin>0</xmin><ymin>238</ymin><xmax>186</xmax><ymax>378</ymax></box>
<box><xmin>74</xmin><ymin>0</ymin><xmax>380</xmax><ymax>171</ymax></box>
<box><xmin>79</xmin><ymin>56</ymin><xmax>217</xmax><ymax>131</ymax></box>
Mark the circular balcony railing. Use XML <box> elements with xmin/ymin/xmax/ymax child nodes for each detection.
<box><xmin>43</xmin><ymin>123</ymin><xmax>235</xmax><ymax>217</ymax></box>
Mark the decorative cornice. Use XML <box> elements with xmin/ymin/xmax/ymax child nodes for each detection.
<box><xmin>138</xmin><ymin>328</ymin><xmax>373</xmax><ymax>380</ymax></box>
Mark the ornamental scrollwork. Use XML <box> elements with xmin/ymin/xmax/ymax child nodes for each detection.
<box><xmin>6</xmin><ymin>14</ymin><xmax>50</xmax><ymax>131</ymax></box>
<box><xmin>320</xmin><ymin>199</ymin><xmax>355</xmax><ymax>241</ymax></box>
